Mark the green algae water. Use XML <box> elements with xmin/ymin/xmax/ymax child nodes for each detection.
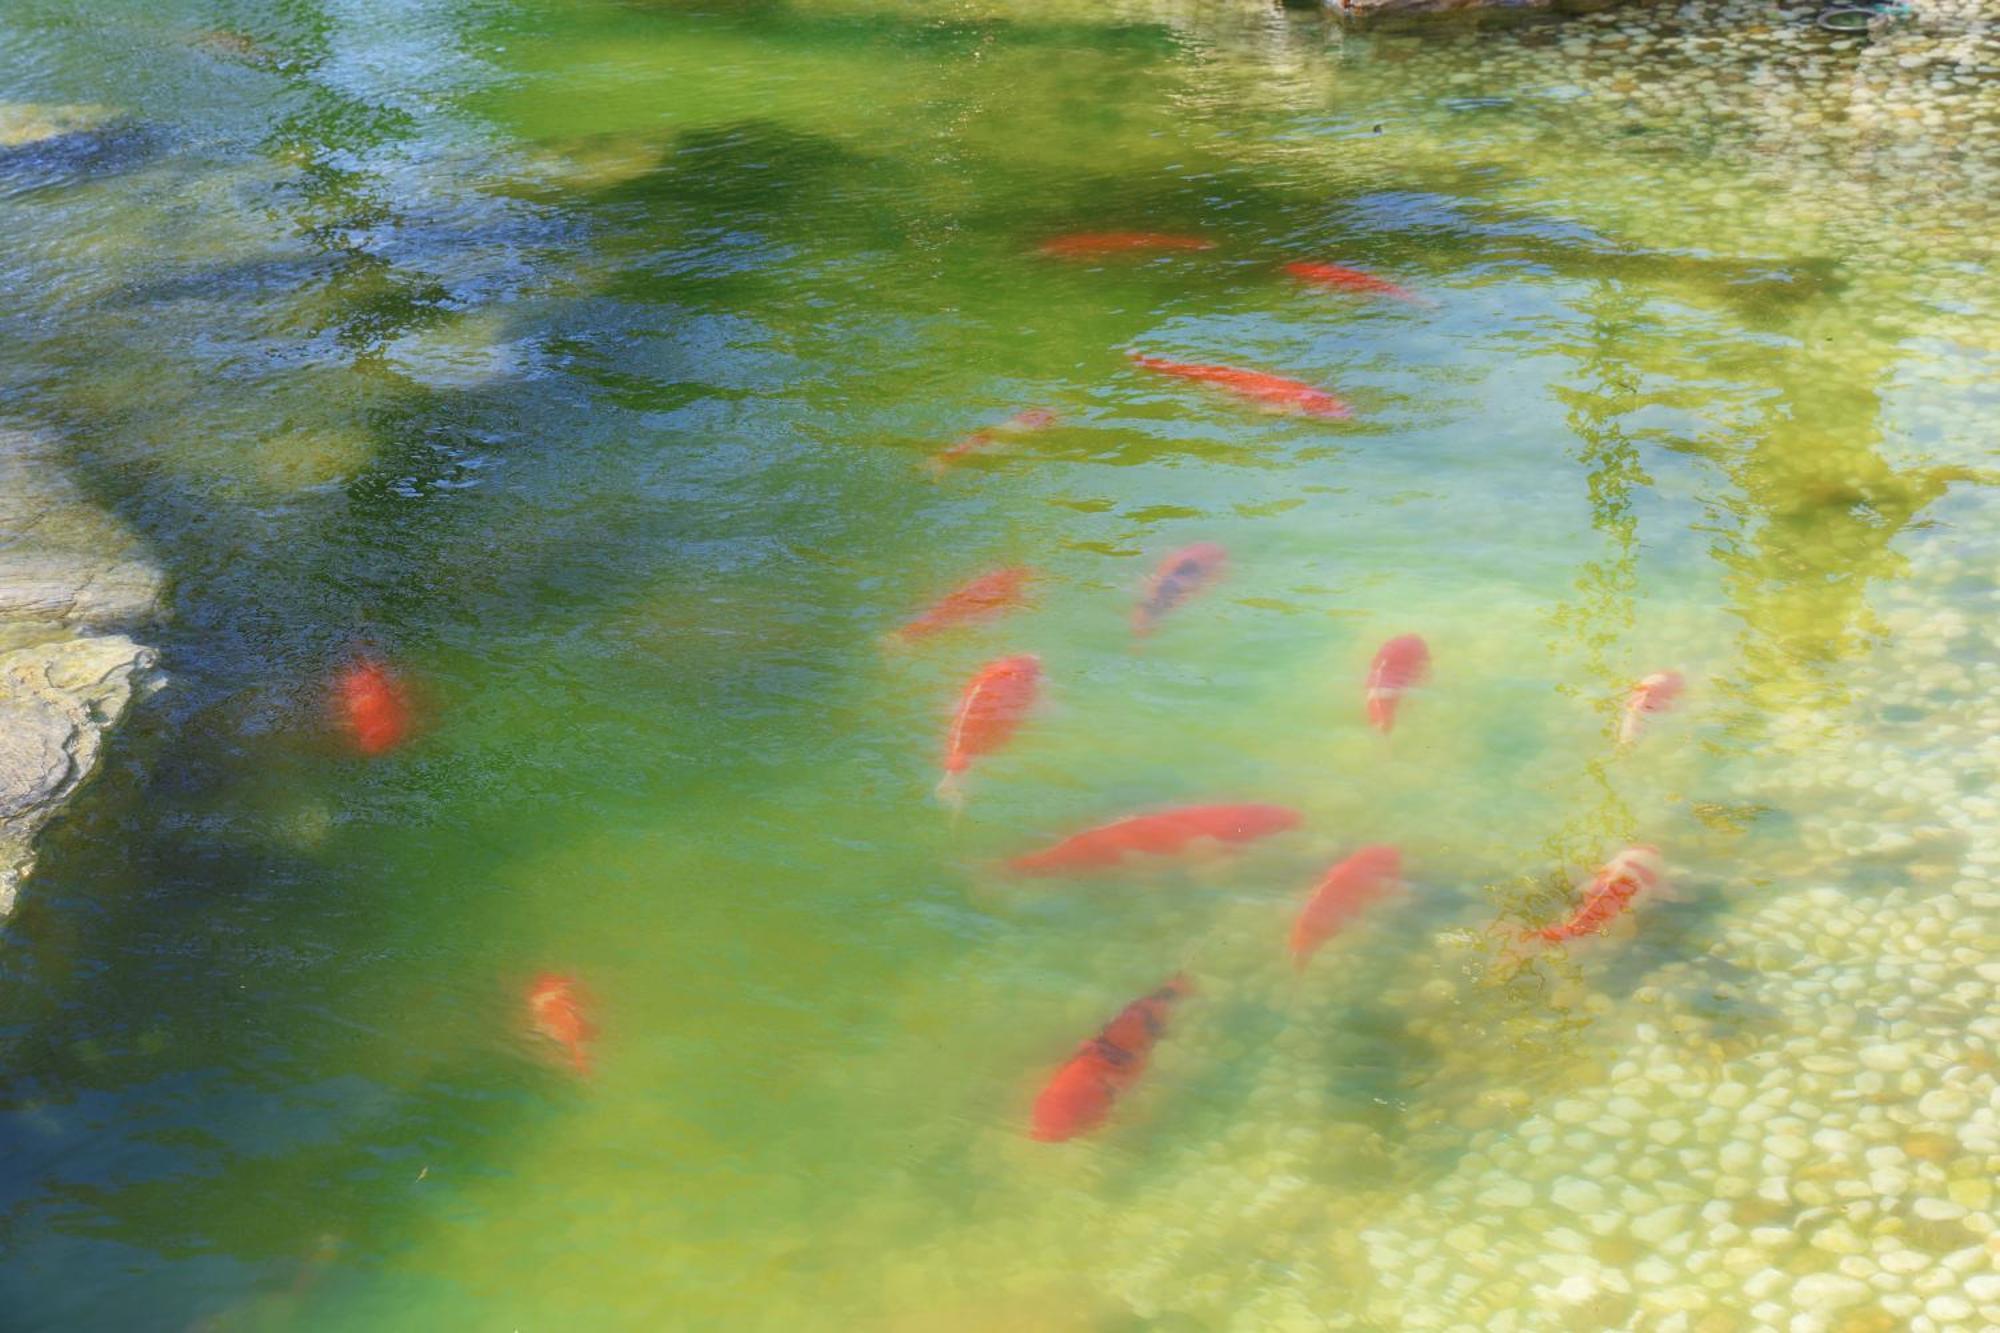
<box><xmin>3</xmin><ymin>1</ymin><xmax>1997</xmax><ymax>1329</ymax></box>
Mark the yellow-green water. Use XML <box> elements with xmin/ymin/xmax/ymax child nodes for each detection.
<box><xmin>2</xmin><ymin>1</ymin><xmax>1995</xmax><ymax>1329</ymax></box>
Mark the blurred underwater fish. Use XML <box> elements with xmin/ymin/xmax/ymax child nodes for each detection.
<box><xmin>1365</xmin><ymin>634</ymin><xmax>1430</xmax><ymax>734</ymax></box>
<box><xmin>893</xmin><ymin>566</ymin><xmax>1034</xmax><ymax>643</ymax></box>
<box><xmin>940</xmin><ymin>654</ymin><xmax>1042</xmax><ymax>806</ymax></box>
<box><xmin>1530</xmin><ymin>845</ymin><xmax>1666</xmax><ymax>943</ymax></box>
<box><xmin>1007</xmin><ymin>803</ymin><xmax>1301</xmax><ymax>876</ymax></box>
<box><xmin>1283</xmin><ymin>261</ymin><xmax>1424</xmax><ymax>303</ymax></box>
<box><xmin>1031</xmin><ymin>974</ymin><xmax>1194</xmax><ymax>1142</ymax></box>
<box><xmin>1618</xmin><ymin>670</ymin><xmax>1685</xmax><ymax>745</ymax></box>
<box><xmin>1133</xmin><ymin>542</ymin><xmax>1227</xmax><ymax>636</ymax></box>
<box><xmin>526</xmin><ymin>973</ymin><xmax>594</xmax><ymax>1076</ymax></box>
<box><xmin>1127</xmin><ymin>351</ymin><xmax>1351</xmax><ymax>419</ymax></box>
<box><xmin>926</xmin><ymin>408</ymin><xmax>1058</xmax><ymax>476</ymax></box>
<box><xmin>1036</xmin><ymin>231</ymin><xmax>1214</xmax><ymax>258</ymax></box>
<box><xmin>333</xmin><ymin>655</ymin><xmax>411</xmax><ymax>756</ymax></box>
<box><xmin>1290</xmin><ymin>844</ymin><xmax>1402</xmax><ymax>969</ymax></box>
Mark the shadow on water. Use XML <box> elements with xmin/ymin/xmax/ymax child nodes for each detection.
<box><xmin>0</xmin><ymin>121</ymin><xmax>170</xmax><ymax>199</ymax></box>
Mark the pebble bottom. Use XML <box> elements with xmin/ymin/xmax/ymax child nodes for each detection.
<box><xmin>1343</xmin><ymin>481</ymin><xmax>1999</xmax><ymax>1325</ymax></box>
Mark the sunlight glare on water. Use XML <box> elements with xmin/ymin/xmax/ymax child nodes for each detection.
<box><xmin>0</xmin><ymin>1</ymin><xmax>1995</xmax><ymax>1329</ymax></box>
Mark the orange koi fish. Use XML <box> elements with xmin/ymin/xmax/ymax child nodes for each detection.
<box><xmin>1290</xmin><ymin>844</ymin><xmax>1402</xmax><ymax>969</ymax></box>
<box><xmin>1365</xmin><ymin>634</ymin><xmax>1430</xmax><ymax>733</ymax></box>
<box><xmin>334</xmin><ymin>656</ymin><xmax>411</xmax><ymax>756</ymax></box>
<box><xmin>1036</xmin><ymin>231</ymin><xmax>1214</xmax><ymax>259</ymax></box>
<box><xmin>926</xmin><ymin>408</ymin><xmax>1058</xmax><ymax>476</ymax></box>
<box><xmin>1284</xmin><ymin>261</ymin><xmax>1422</xmax><ymax>303</ymax></box>
<box><xmin>526</xmin><ymin>973</ymin><xmax>594</xmax><ymax>1076</ymax></box>
<box><xmin>1618</xmin><ymin>670</ymin><xmax>1685</xmax><ymax>745</ymax></box>
<box><xmin>1031</xmin><ymin>974</ymin><xmax>1194</xmax><ymax>1142</ymax></box>
<box><xmin>1531</xmin><ymin>846</ymin><xmax>1666</xmax><ymax>943</ymax></box>
<box><xmin>940</xmin><ymin>654</ymin><xmax>1042</xmax><ymax>804</ymax></box>
<box><xmin>1133</xmin><ymin>542</ymin><xmax>1227</xmax><ymax>636</ymax></box>
<box><xmin>1127</xmin><ymin>352</ymin><xmax>1351</xmax><ymax>419</ymax></box>
<box><xmin>895</xmin><ymin>566</ymin><xmax>1034</xmax><ymax>642</ymax></box>
<box><xmin>1008</xmin><ymin>803</ymin><xmax>1301</xmax><ymax>876</ymax></box>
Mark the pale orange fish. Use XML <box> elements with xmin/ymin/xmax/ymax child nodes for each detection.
<box><xmin>333</xmin><ymin>656</ymin><xmax>412</xmax><ymax>755</ymax></box>
<box><xmin>1133</xmin><ymin>542</ymin><xmax>1227</xmax><ymax>636</ymax></box>
<box><xmin>1531</xmin><ymin>846</ymin><xmax>1666</xmax><ymax>943</ymax></box>
<box><xmin>525</xmin><ymin>973</ymin><xmax>595</xmax><ymax>1076</ymax></box>
<box><xmin>1031</xmin><ymin>974</ymin><xmax>1194</xmax><ymax>1142</ymax></box>
<box><xmin>1618</xmin><ymin>670</ymin><xmax>1685</xmax><ymax>745</ymax></box>
<box><xmin>1290</xmin><ymin>844</ymin><xmax>1402</xmax><ymax>969</ymax></box>
<box><xmin>1036</xmin><ymin>231</ymin><xmax>1214</xmax><ymax>259</ymax></box>
<box><xmin>1129</xmin><ymin>352</ymin><xmax>1351</xmax><ymax>419</ymax></box>
<box><xmin>894</xmin><ymin>566</ymin><xmax>1034</xmax><ymax>642</ymax></box>
<box><xmin>926</xmin><ymin>409</ymin><xmax>1058</xmax><ymax>475</ymax></box>
<box><xmin>1283</xmin><ymin>261</ymin><xmax>1424</xmax><ymax>303</ymax></box>
<box><xmin>1008</xmin><ymin>804</ymin><xmax>1301</xmax><ymax>876</ymax></box>
<box><xmin>939</xmin><ymin>654</ymin><xmax>1042</xmax><ymax>807</ymax></box>
<box><xmin>1365</xmin><ymin>634</ymin><xmax>1430</xmax><ymax>733</ymax></box>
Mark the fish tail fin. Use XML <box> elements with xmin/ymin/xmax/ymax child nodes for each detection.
<box><xmin>1647</xmin><ymin>876</ymin><xmax>1688</xmax><ymax>905</ymax></box>
<box><xmin>935</xmin><ymin>772</ymin><xmax>965</xmax><ymax>818</ymax></box>
<box><xmin>1488</xmin><ymin>930</ymin><xmax>1539</xmax><ymax>973</ymax></box>
<box><xmin>1365</xmin><ymin>691</ymin><xmax>1395</xmax><ymax>733</ymax></box>
<box><xmin>1170</xmin><ymin>932</ymin><xmax>1218</xmax><ymax>991</ymax></box>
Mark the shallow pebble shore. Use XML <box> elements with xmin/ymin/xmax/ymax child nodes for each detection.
<box><xmin>1331</xmin><ymin>500</ymin><xmax>2000</xmax><ymax>1328</ymax></box>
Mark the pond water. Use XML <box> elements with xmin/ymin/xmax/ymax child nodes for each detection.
<box><xmin>2</xmin><ymin>2</ymin><xmax>1996</xmax><ymax>1329</ymax></box>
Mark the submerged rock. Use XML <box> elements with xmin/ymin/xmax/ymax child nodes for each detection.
<box><xmin>0</xmin><ymin>636</ymin><xmax>157</xmax><ymax>917</ymax></box>
<box><xmin>0</xmin><ymin>429</ymin><xmax>164</xmax><ymax>918</ymax></box>
<box><xmin>0</xmin><ymin>102</ymin><xmax>120</xmax><ymax>149</ymax></box>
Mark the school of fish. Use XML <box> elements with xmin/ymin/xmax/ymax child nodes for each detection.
<box><xmin>317</xmin><ymin>228</ymin><xmax>1693</xmax><ymax>1145</ymax></box>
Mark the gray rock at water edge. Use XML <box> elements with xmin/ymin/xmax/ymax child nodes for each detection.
<box><xmin>0</xmin><ymin>427</ymin><xmax>166</xmax><ymax>919</ymax></box>
<box><xmin>0</xmin><ymin>429</ymin><xmax>163</xmax><ymax>641</ymax></box>
<box><xmin>0</xmin><ymin>636</ymin><xmax>159</xmax><ymax>917</ymax></box>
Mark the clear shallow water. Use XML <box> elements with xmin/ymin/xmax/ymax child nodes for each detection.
<box><xmin>0</xmin><ymin>2</ymin><xmax>1995</xmax><ymax>1329</ymax></box>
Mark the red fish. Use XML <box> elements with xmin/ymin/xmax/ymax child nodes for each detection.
<box><xmin>334</xmin><ymin>656</ymin><xmax>411</xmax><ymax>755</ymax></box>
<box><xmin>1031</xmin><ymin>974</ymin><xmax>1194</xmax><ymax>1142</ymax></box>
<box><xmin>1036</xmin><ymin>231</ymin><xmax>1214</xmax><ymax>259</ymax></box>
<box><xmin>1365</xmin><ymin>634</ymin><xmax>1430</xmax><ymax>733</ymax></box>
<box><xmin>1531</xmin><ymin>846</ymin><xmax>1666</xmax><ymax>943</ymax></box>
<box><xmin>1008</xmin><ymin>803</ymin><xmax>1301</xmax><ymax>876</ymax></box>
<box><xmin>1127</xmin><ymin>352</ymin><xmax>1351</xmax><ymax>419</ymax></box>
<box><xmin>926</xmin><ymin>408</ymin><xmax>1058</xmax><ymax>475</ymax></box>
<box><xmin>1290</xmin><ymin>844</ymin><xmax>1402</xmax><ymax>969</ymax></box>
<box><xmin>940</xmin><ymin>654</ymin><xmax>1042</xmax><ymax>803</ymax></box>
<box><xmin>895</xmin><ymin>566</ymin><xmax>1034</xmax><ymax>642</ymax></box>
<box><xmin>1133</xmin><ymin>542</ymin><xmax>1227</xmax><ymax>636</ymax></box>
<box><xmin>1618</xmin><ymin>670</ymin><xmax>1685</xmax><ymax>745</ymax></box>
<box><xmin>1284</xmin><ymin>261</ymin><xmax>1422</xmax><ymax>303</ymax></box>
<box><xmin>525</xmin><ymin>973</ymin><xmax>594</xmax><ymax>1076</ymax></box>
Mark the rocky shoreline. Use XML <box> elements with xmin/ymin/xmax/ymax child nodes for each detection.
<box><xmin>0</xmin><ymin>427</ymin><xmax>162</xmax><ymax>919</ymax></box>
